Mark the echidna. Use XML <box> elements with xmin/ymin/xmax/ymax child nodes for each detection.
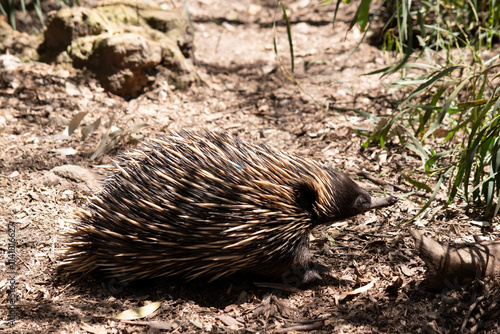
<box><xmin>62</xmin><ymin>130</ymin><xmax>397</xmax><ymax>282</ymax></box>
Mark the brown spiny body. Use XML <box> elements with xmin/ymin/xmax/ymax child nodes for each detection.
<box><xmin>62</xmin><ymin>131</ymin><xmax>397</xmax><ymax>282</ymax></box>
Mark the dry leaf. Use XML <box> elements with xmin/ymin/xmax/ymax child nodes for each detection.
<box><xmin>114</xmin><ymin>302</ymin><xmax>161</xmax><ymax>320</ymax></box>
<box><xmin>345</xmin><ymin>281</ymin><xmax>375</xmax><ymax>295</ymax></box>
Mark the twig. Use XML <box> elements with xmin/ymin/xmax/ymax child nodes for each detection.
<box><xmin>460</xmin><ymin>295</ymin><xmax>486</xmax><ymax>334</ymax></box>
<box><xmin>274</xmin><ymin>321</ymin><xmax>324</xmax><ymax>333</ymax></box>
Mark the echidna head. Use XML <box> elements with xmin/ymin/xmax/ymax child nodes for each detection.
<box><xmin>295</xmin><ymin>170</ymin><xmax>397</xmax><ymax>225</ymax></box>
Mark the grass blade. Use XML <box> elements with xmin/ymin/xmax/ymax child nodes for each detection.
<box><xmin>357</xmin><ymin>0</ymin><xmax>372</xmax><ymax>32</ymax></box>
<box><xmin>402</xmin><ymin>66</ymin><xmax>461</xmax><ymax>105</ymax></box>
<box><xmin>279</xmin><ymin>1</ymin><xmax>294</xmax><ymax>73</ymax></box>
<box><xmin>423</xmin><ymin>78</ymin><xmax>469</xmax><ymax>138</ymax></box>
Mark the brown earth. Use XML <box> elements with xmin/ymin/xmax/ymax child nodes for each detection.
<box><xmin>1</xmin><ymin>0</ymin><xmax>500</xmax><ymax>333</ymax></box>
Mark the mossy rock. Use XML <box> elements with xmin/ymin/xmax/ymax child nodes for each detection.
<box><xmin>38</xmin><ymin>1</ymin><xmax>195</xmax><ymax>97</ymax></box>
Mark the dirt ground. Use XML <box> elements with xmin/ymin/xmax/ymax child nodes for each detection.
<box><xmin>1</xmin><ymin>0</ymin><xmax>500</xmax><ymax>333</ymax></box>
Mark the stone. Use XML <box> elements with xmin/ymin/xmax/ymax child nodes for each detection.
<box><xmin>37</xmin><ymin>0</ymin><xmax>196</xmax><ymax>97</ymax></box>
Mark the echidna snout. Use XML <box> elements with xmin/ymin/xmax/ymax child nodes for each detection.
<box><xmin>61</xmin><ymin>130</ymin><xmax>398</xmax><ymax>283</ymax></box>
<box><xmin>348</xmin><ymin>185</ymin><xmax>399</xmax><ymax>217</ymax></box>
<box><xmin>310</xmin><ymin>172</ymin><xmax>398</xmax><ymax>224</ymax></box>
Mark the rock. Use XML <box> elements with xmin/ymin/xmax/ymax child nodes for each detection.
<box><xmin>37</xmin><ymin>1</ymin><xmax>196</xmax><ymax>97</ymax></box>
<box><xmin>0</xmin><ymin>54</ymin><xmax>22</xmax><ymax>71</ymax></box>
<box><xmin>52</xmin><ymin>165</ymin><xmax>101</xmax><ymax>188</ymax></box>
<box><xmin>88</xmin><ymin>33</ymin><xmax>162</xmax><ymax>96</ymax></box>
<box><xmin>39</xmin><ymin>165</ymin><xmax>102</xmax><ymax>192</ymax></box>
<box><xmin>39</xmin><ymin>7</ymin><xmax>104</xmax><ymax>60</ymax></box>
<box><xmin>0</xmin><ymin>19</ymin><xmax>42</xmax><ymax>60</ymax></box>
<box><xmin>0</xmin><ymin>54</ymin><xmax>23</xmax><ymax>89</ymax></box>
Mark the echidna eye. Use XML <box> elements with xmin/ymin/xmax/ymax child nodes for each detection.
<box><xmin>355</xmin><ymin>195</ymin><xmax>369</xmax><ymax>207</ymax></box>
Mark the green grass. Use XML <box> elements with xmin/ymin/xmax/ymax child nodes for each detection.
<box><xmin>0</xmin><ymin>0</ymin><xmax>80</xmax><ymax>30</ymax></box>
<box><xmin>333</xmin><ymin>0</ymin><xmax>500</xmax><ymax>217</ymax></box>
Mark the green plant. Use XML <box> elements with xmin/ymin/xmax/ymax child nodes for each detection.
<box><xmin>377</xmin><ymin>61</ymin><xmax>500</xmax><ymax>216</ymax></box>
<box><xmin>0</xmin><ymin>0</ymin><xmax>80</xmax><ymax>30</ymax></box>
<box><xmin>274</xmin><ymin>1</ymin><xmax>327</xmax><ymax>110</ymax></box>
<box><xmin>334</xmin><ymin>0</ymin><xmax>500</xmax><ymax>216</ymax></box>
<box><xmin>1</xmin><ymin>0</ymin><xmax>45</xmax><ymax>30</ymax></box>
<box><xmin>65</xmin><ymin>111</ymin><xmax>148</xmax><ymax>160</ymax></box>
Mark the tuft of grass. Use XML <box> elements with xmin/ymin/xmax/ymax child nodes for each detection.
<box><xmin>65</xmin><ymin>112</ymin><xmax>148</xmax><ymax>161</ymax></box>
<box><xmin>1</xmin><ymin>0</ymin><xmax>80</xmax><ymax>30</ymax></box>
<box><xmin>273</xmin><ymin>0</ymin><xmax>324</xmax><ymax>110</ymax></box>
<box><xmin>1</xmin><ymin>0</ymin><xmax>20</xmax><ymax>30</ymax></box>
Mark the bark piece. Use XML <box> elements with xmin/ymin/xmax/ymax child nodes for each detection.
<box><xmin>410</xmin><ymin>229</ymin><xmax>500</xmax><ymax>290</ymax></box>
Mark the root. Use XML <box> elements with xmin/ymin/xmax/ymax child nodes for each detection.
<box><xmin>410</xmin><ymin>229</ymin><xmax>500</xmax><ymax>290</ymax></box>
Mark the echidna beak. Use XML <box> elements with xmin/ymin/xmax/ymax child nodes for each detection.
<box><xmin>369</xmin><ymin>196</ymin><xmax>399</xmax><ymax>210</ymax></box>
